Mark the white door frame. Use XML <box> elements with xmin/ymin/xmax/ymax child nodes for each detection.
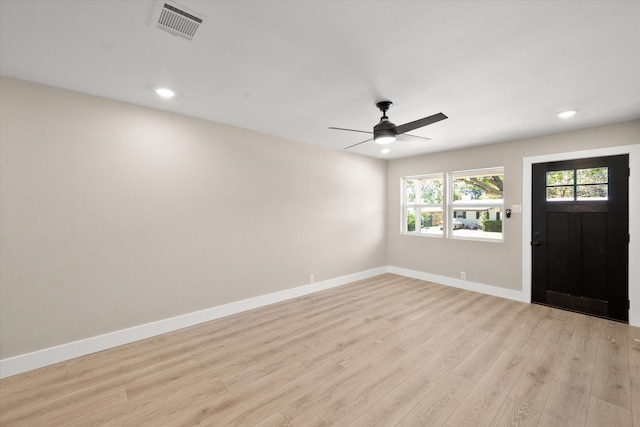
<box><xmin>522</xmin><ymin>144</ymin><xmax>640</xmax><ymax>327</ymax></box>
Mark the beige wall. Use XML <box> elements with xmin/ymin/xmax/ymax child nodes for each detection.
<box><xmin>2</xmin><ymin>75</ymin><xmax>638</xmax><ymax>361</ymax></box>
<box><xmin>0</xmin><ymin>77</ymin><xmax>387</xmax><ymax>359</ymax></box>
<box><xmin>387</xmin><ymin>119</ymin><xmax>640</xmax><ymax>291</ymax></box>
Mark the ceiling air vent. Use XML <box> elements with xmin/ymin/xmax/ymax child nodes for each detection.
<box><xmin>155</xmin><ymin>1</ymin><xmax>205</xmax><ymax>41</ymax></box>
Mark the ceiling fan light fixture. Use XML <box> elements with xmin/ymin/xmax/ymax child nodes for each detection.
<box><xmin>373</xmin><ymin>134</ymin><xmax>396</xmax><ymax>145</ymax></box>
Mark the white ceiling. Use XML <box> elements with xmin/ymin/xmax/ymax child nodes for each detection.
<box><xmin>1</xmin><ymin>0</ymin><xmax>639</xmax><ymax>159</ymax></box>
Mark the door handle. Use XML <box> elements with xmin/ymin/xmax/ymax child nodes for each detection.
<box><xmin>531</xmin><ymin>241</ymin><xmax>542</xmax><ymax>247</ymax></box>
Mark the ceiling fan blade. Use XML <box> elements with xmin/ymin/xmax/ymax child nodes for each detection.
<box><xmin>394</xmin><ymin>112</ymin><xmax>448</xmax><ymax>135</ymax></box>
<box><xmin>328</xmin><ymin>127</ymin><xmax>372</xmax><ymax>135</ymax></box>
<box><xmin>402</xmin><ymin>133</ymin><xmax>431</xmax><ymax>142</ymax></box>
<box><xmin>343</xmin><ymin>138</ymin><xmax>373</xmax><ymax>150</ymax></box>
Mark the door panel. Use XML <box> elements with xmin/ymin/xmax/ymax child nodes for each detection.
<box><xmin>582</xmin><ymin>212</ymin><xmax>607</xmax><ymax>300</ymax></box>
<box><xmin>546</xmin><ymin>212</ymin><xmax>570</xmax><ymax>294</ymax></box>
<box><xmin>531</xmin><ymin>155</ymin><xmax>629</xmax><ymax>322</ymax></box>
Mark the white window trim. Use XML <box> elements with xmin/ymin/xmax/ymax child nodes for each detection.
<box><xmin>402</xmin><ymin>167</ymin><xmax>504</xmax><ymax>242</ymax></box>
<box><xmin>401</xmin><ymin>173</ymin><xmax>444</xmax><ymax>237</ymax></box>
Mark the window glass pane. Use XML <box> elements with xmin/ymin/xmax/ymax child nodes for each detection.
<box><xmin>577</xmin><ymin>184</ymin><xmax>608</xmax><ymax>200</ymax></box>
<box><xmin>405</xmin><ymin>180</ymin><xmax>416</xmax><ymax>203</ymax></box>
<box><xmin>417</xmin><ymin>178</ymin><xmax>443</xmax><ymax>204</ymax></box>
<box><xmin>406</xmin><ymin>208</ymin><xmax>416</xmax><ymax>232</ymax></box>
<box><xmin>546</xmin><ymin>170</ymin><xmax>574</xmax><ymax>186</ymax></box>
<box><xmin>451</xmin><ymin>207</ymin><xmax>503</xmax><ymax>240</ymax></box>
<box><xmin>450</xmin><ymin>169</ymin><xmax>504</xmax><ymax>241</ymax></box>
<box><xmin>453</xmin><ymin>173</ymin><xmax>503</xmax><ymax>201</ymax></box>
<box><xmin>418</xmin><ymin>210</ymin><xmax>443</xmax><ymax>236</ymax></box>
<box><xmin>577</xmin><ymin>167</ymin><xmax>608</xmax><ymax>185</ymax></box>
<box><xmin>547</xmin><ymin>186</ymin><xmax>574</xmax><ymax>201</ymax></box>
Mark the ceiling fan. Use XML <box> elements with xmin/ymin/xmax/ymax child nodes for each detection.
<box><xmin>329</xmin><ymin>101</ymin><xmax>448</xmax><ymax>150</ymax></box>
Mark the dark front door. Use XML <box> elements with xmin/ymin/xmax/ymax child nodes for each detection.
<box><xmin>531</xmin><ymin>155</ymin><xmax>629</xmax><ymax>322</ymax></box>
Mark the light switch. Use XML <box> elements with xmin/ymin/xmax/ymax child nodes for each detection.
<box><xmin>511</xmin><ymin>204</ymin><xmax>522</xmax><ymax>214</ymax></box>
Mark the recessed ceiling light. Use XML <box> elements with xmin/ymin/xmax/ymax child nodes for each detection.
<box><xmin>558</xmin><ymin>110</ymin><xmax>576</xmax><ymax>118</ymax></box>
<box><xmin>155</xmin><ymin>87</ymin><xmax>175</xmax><ymax>98</ymax></box>
<box><xmin>381</xmin><ymin>148</ymin><xmax>391</xmax><ymax>154</ymax></box>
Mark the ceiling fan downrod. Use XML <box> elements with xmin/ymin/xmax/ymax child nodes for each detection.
<box><xmin>376</xmin><ymin>101</ymin><xmax>393</xmax><ymax>120</ymax></box>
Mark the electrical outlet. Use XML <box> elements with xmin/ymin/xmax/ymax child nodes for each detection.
<box><xmin>460</xmin><ymin>271</ymin><xmax>466</xmax><ymax>280</ymax></box>
<box><xmin>309</xmin><ymin>274</ymin><xmax>314</xmax><ymax>284</ymax></box>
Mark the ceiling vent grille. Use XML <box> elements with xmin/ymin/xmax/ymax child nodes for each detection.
<box><xmin>156</xmin><ymin>2</ymin><xmax>204</xmax><ymax>41</ymax></box>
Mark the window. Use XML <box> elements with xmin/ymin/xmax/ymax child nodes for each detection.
<box><xmin>402</xmin><ymin>167</ymin><xmax>504</xmax><ymax>242</ymax></box>
<box><xmin>402</xmin><ymin>174</ymin><xmax>444</xmax><ymax>236</ymax></box>
<box><xmin>450</xmin><ymin>168</ymin><xmax>504</xmax><ymax>241</ymax></box>
<box><xmin>546</xmin><ymin>167</ymin><xmax>608</xmax><ymax>201</ymax></box>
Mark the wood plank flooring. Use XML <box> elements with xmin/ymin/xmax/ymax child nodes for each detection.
<box><xmin>1</xmin><ymin>273</ymin><xmax>638</xmax><ymax>426</ymax></box>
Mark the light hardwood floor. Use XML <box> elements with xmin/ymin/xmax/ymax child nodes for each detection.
<box><xmin>1</xmin><ymin>273</ymin><xmax>639</xmax><ymax>426</ymax></box>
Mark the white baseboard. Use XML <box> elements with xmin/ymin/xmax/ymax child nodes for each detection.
<box><xmin>0</xmin><ymin>266</ymin><xmax>527</xmax><ymax>378</ymax></box>
<box><xmin>0</xmin><ymin>267</ymin><xmax>387</xmax><ymax>379</ymax></box>
<box><xmin>388</xmin><ymin>266</ymin><xmax>524</xmax><ymax>302</ymax></box>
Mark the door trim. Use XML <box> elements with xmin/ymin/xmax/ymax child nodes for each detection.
<box><xmin>522</xmin><ymin>144</ymin><xmax>640</xmax><ymax>327</ymax></box>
